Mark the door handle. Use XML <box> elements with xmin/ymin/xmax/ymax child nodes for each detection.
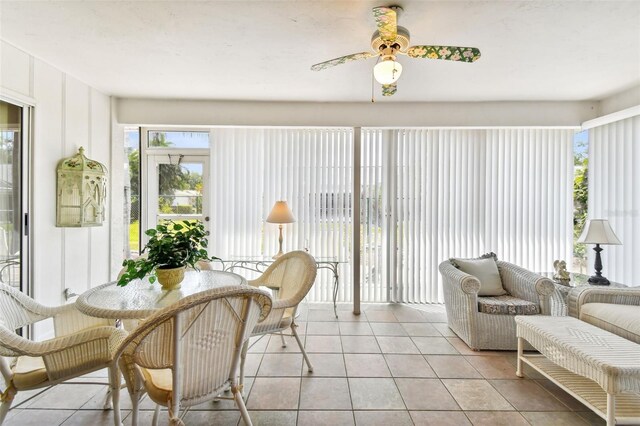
<box><xmin>204</xmin><ymin>216</ymin><xmax>210</xmax><ymax>222</ymax></box>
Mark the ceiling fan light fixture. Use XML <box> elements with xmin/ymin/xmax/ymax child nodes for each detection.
<box><xmin>373</xmin><ymin>57</ymin><xmax>403</xmax><ymax>85</ymax></box>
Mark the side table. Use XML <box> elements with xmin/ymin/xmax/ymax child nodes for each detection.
<box><xmin>539</xmin><ymin>272</ymin><xmax>628</xmax><ymax>316</ymax></box>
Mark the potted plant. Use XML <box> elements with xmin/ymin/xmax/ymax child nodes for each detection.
<box><xmin>118</xmin><ymin>220</ymin><xmax>218</xmax><ymax>290</ymax></box>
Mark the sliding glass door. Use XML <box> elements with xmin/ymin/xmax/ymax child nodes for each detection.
<box><xmin>0</xmin><ymin>98</ymin><xmax>28</xmax><ymax>294</ymax></box>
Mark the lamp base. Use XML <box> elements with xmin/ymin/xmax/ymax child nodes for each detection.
<box><xmin>588</xmin><ymin>275</ymin><xmax>610</xmax><ymax>286</ymax></box>
<box><xmin>272</xmin><ymin>251</ymin><xmax>284</xmax><ymax>260</ymax></box>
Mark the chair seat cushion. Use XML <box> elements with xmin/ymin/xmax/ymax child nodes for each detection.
<box><xmin>580</xmin><ymin>303</ymin><xmax>640</xmax><ymax>344</ymax></box>
<box><xmin>478</xmin><ymin>295</ymin><xmax>539</xmax><ymax>315</ymax></box>
<box><xmin>140</xmin><ymin>367</ymin><xmax>172</xmax><ymax>404</ymax></box>
<box><xmin>12</xmin><ymin>356</ymin><xmax>48</xmax><ymax>389</ymax></box>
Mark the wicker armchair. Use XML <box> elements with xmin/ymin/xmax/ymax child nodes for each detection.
<box><xmin>439</xmin><ymin>260</ymin><xmax>554</xmax><ymax>351</ymax></box>
<box><xmin>240</xmin><ymin>251</ymin><xmax>317</xmax><ymax>387</ymax></box>
<box><xmin>115</xmin><ymin>286</ymin><xmax>272</xmax><ymax>426</ymax></box>
<box><xmin>568</xmin><ymin>286</ymin><xmax>640</xmax><ymax>343</ymax></box>
<box><xmin>0</xmin><ymin>283</ymin><xmax>127</xmax><ymax>425</ymax></box>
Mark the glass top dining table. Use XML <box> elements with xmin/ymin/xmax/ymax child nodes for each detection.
<box><xmin>76</xmin><ymin>270</ymin><xmax>247</xmax><ymax>320</ymax></box>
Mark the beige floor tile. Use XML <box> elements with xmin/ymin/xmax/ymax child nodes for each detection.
<box><xmin>266</xmin><ymin>334</ymin><xmax>302</xmax><ymax>353</ymax></box>
<box><xmin>122</xmin><ymin>410</ymin><xmax>162</xmax><ymax>426</ymax></box>
<box><xmin>301</xmin><ymin>353</ymin><xmax>346</xmax><ymax>377</ymax></box>
<box><xmin>344</xmin><ymin>353</ymin><xmax>391</xmax><ymax>377</ymax></box>
<box><xmin>384</xmin><ymin>354</ymin><xmax>436</xmax><ymax>378</ymax></box>
<box><xmin>247</xmin><ymin>335</ymin><xmax>270</xmax><ymax>353</ymax></box>
<box><xmin>26</xmin><ymin>383</ymin><xmax>106</xmax><ymax>410</ymax></box>
<box><xmin>464</xmin><ymin>411</ymin><xmax>529</xmax><ymax>425</ymax></box>
<box><xmin>337</xmin><ymin>311</ymin><xmax>367</xmax><ymax>322</ymax></box>
<box><xmin>5</xmin><ymin>409</ymin><xmax>75</xmax><ymax>426</ymax></box>
<box><xmin>338</xmin><ymin>322</ymin><xmax>374</xmax><ymax>336</ymax></box>
<box><xmin>490</xmin><ymin>379</ymin><xmax>570</xmax><ymax>411</ymax></box>
<box><xmin>246</xmin><ymin>410</ymin><xmax>297</xmax><ymax>426</ymax></box>
<box><xmin>257</xmin><ymin>353</ymin><xmax>303</xmax><ymax>376</ymax></box>
<box><xmin>370</xmin><ymin>322</ymin><xmax>408</xmax><ymax>336</ymax></box>
<box><xmin>81</xmin><ymin>387</ymin><xmax>136</xmax><ymax>411</ymax></box>
<box><xmin>376</xmin><ymin>336</ymin><xmax>420</xmax><ymax>354</ymax></box>
<box><xmin>353</xmin><ymin>410</ymin><xmax>413</xmax><ymax>426</ymax></box>
<box><xmin>307</xmin><ymin>310</ymin><xmax>339</xmax><ymax>322</ymax></box>
<box><xmin>348</xmin><ymin>378</ymin><xmax>405</xmax><ymax>410</ymax></box>
<box><xmin>364</xmin><ymin>310</ymin><xmax>398</xmax><ymax>323</ymax></box>
<box><xmin>576</xmin><ymin>411</ymin><xmax>606</xmax><ymax>425</ymax></box>
<box><xmin>535</xmin><ymin>379</ymin><xmax>590</xmax><ymax>411</ymax></box>
<box><xmin>306</xmin><ymin>321</ymin><xmax>340</xmax><ymax>335</ymax></box>
<box><xmin>242</xmin><ymin>353</ymin><xmax>264</xmax><ymax>377</ymax></box>
<box><xmin>299</xmin><ymin>377</ymin><xmax>352</xmax><ymax>410</ymax></box>
<box><xmin>396</xmin><ymin>378</ymin><xmax>460</xmax><ymax>410</ymax></box>
<box><xmin>391</xmin><ymin>308</ymin><xmax>428</xmax><ymax>323</ymax></box>
<box><xmin>247</xmin><ymin>377</ymin><xmax>300</xmax><ymax>410</ymax></box>
<box><xmin>521</xmin><ymin>411</ymin><xmax>589</xmax><ymax>425</ymax></box>
<box><xmin>426</xmin><ymin>355</ymin><xmax>482</xmax><ymax>379</ymax></box>
<box><xmin>410</xmin><ymin>410</ymin><xmax>471</xmax><ymax>425</ymax></box>
<box><xmin>421</xmin><ymin>312</ymin><xmax>448</xmax><ymax>323</ymax></box>
<box><xmin>297</xmin><ymin>410</ymin><xmax>355</xmax><ymax>425</ymax></box>
<box><xmin>341</xmin><ymin>335</ymin><xmax>381</xmax><ymax>353</ymax></box>
<box><xmin>446</xmin><ymin>337</ymin><xmax>479</xmax><ymax>355</ymax></box>
<box><xmin>305</xmin><ymin>335</ymin><xmax>342</xmax><ymax>353</ymax></box>
<box><xmin>442</xmin><ymin>379</ymin><xmax>513</xmax><ymax>411</ymax></box>
<box><xmin>400</xmin><ymin>322</ymin><xmax>441</xmax><ymax>337</ymax></box>
<box><xmin>464</xmin><ymin>356</ymin><xmax>518</xmax><ymax>379</ymax></box>
<box><xmin>63</xmin><ymin>410</ymin><xmax>130</xmax><ymax>426</ymax></box>
<box><xmin>433</xmin><ymin>323</ymin><xmax>457</xmax><ymax>337</ymax></box>
<box><xmin>412</xmin><ymin>337</ymin><xmax>460</xmax><ymax>355</ymax></box>
<box><xmin>180</xmin><ymin>410</ymin><xmax>240</xmax><ymax>426</ymax></box>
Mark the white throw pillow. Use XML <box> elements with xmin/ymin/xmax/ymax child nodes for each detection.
<box><xmin>453</xmin><ymin>257</ymin><xmax>506</xmax><ymax>296</ymax></box>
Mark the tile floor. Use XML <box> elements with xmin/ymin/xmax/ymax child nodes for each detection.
<box><xmin>5</xmin><ymin>303</ymin><xmax>606</xmax><ymax>425</ymax></box>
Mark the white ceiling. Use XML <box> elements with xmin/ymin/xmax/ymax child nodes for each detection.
<box><xmin>1</xmin><ymin>1</ymin><xmax>639</xmax><ymax>102</ymax></box>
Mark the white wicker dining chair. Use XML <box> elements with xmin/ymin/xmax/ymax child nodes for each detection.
<box><xmin>240</xmin><ymin>251</ymin><xmax>317</xmax><ymax>388</ymax></box>
<box><xmin>0</xmin><ymin>283</ymin><xmax>127</xmax><ymax>426</ymax></box>
<box><xmin>115</xmin><ymin>286</ymin><xmax>272</xmax><ymax>426</ymax></box>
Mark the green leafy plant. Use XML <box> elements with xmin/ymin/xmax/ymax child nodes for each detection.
<box><xmin>117</xmin><ymin>220</ymin><xmax>218</xmax><ymax>286</ymax></box>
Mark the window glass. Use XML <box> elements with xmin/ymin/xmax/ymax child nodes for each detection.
<box><xmin>148</xmin><ymin>131</ymin><xmax>209</xmax><ymax>149</ymax></box>
<box><xmin>125</xmin><ymin>128</ymin><xmax>140</xmax><ymax>257</ymax></box>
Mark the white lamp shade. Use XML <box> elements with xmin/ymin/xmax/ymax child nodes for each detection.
<box><xmin>266</xmin><ymin>201</ymin><xmax>295</xmax><ymax>224</ymax></box>
<box><xmin>373</xmin><ymin>59</ymin><xmax>403</xmax><ymax>85</ymax></box>
<box><xmin>577</xmin><ymin>219</ymin><xmax>622</xmax><ymax>245</ymax></box>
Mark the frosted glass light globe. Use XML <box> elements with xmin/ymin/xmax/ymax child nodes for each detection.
<box><xmin>373</xmin><ymin>59</ymin><xmax>403</xmax><ymax>85</ymax></box>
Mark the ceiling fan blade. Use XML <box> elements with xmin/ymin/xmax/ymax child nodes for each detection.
<box><xmin>406</xmin><ymin>45</ymin><xmax>481</xmax><ymax>62</ymax></box>
<box><xmin>311</xmin><ymin>52</ymin><xmax>377</xmax><ymax>71</ymax></box>
<box><xmin>382</xmin><ymin>83</ymin><xmax>397</xmax><ymax>97</ymax></box>
<box><xmin>373</xmin><ymin>6</ymin><xmax>397</xmax><ymax>44</ymax></box>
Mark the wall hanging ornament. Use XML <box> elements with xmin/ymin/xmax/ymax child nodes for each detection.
<box><xmin>56</xmin><ymin>147</ymin><xmax>107</xmax><ymax>227</ymax></box>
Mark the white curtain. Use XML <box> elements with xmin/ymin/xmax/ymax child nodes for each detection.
<box><xmin>362</xmin><ymin>128</ymin><xmax>574</xmax><ymax>303</ymax></box>
<box><xmin>210</xmin><ymin>127</ymin><xmax>353</xmax><ymax>302</ymax></box>
<box><xmin>588</xmin><ymin>115</ymin><xmax>640</xmax><ymax>286</ymax></box>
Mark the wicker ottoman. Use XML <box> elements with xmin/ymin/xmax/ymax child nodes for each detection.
<box><xmin>515</xmin><ymin>316</ymin><xmax>640</xmax><ymax>426</ymax></box>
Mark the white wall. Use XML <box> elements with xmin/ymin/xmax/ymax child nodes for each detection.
<box><xmin>599</xmin><ymin>84</ymin><xmax>640</xmax><ymax>117</ymax></box>
<box><xmin>115</xmin><ymin>98</ymin><xmax>599</xmax><ymax>128</ymax></box>
<box><xmin>0</xmin><ymin>41</ymin><xmax>112</xmax><ymax>316</ymax></box>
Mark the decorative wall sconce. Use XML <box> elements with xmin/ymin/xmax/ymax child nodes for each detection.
<box><xmin>56</xmin><ymin>147</ymin><xmax>108</xmax><ymax>227</ymax></box>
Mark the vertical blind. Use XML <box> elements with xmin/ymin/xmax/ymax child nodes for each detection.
<box><xmin>210</xmin><ymin>127</ymin><xmax>353</xmax><ymax>302</ymax></box>
<box><xmin>588</xmin><ymin>115</ymin><xmax>640</xmax><ymax>286</ymax></box>
<box><xmin>361</xmin><ymin>128</ymin><xmax>574</xmax><ymax>303</ymax></box>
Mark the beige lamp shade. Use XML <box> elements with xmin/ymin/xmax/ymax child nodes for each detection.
<box><xmin>266</xmin><ymin>201</ymin><xmax>296</xmax><ymax>224</ymax></box>
<box><xmin>577</xmin><ymin>219</ymin><xmax>622</xmax><ymax>245</ymax></box>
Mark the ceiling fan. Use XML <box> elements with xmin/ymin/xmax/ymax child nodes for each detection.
<box><xmin>311</xmin><ymin>5</ymin><xmax>481</xmax><ymax>97</ymax></box>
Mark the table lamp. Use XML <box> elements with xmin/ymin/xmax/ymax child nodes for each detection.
<box><xmin>577</xmin><ymin>219</ymin><xmax>622</xmax><ymax>285</ymax></box>
<box><xmin>266</xmin><ymin>201</ymin><xmax>295</xmax><ymax>259</ymax></box>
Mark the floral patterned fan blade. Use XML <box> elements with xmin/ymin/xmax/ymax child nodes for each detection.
<box><xmin>406</xmin><ymin>45</ymin><xmax>481</xmax><ymax>62</ymax></box>
<box><xmin>310</xmin><ymin>52</ymin><xmax>377</xmax><ymax>71</ymax></box>
<box><xmin>382</xmin><ymin>83</ymin><xmax>397</xmax><ymax>97</ymax></box>
<box><xmin>372</xmin><ymin>6</ymin><xmax>397</xmax><ymax>44</ymax></box>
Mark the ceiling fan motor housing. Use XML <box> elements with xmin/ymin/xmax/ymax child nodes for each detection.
<box><xmin>371</xmin><ymin>26</ymin><xmax>410</xmax><ymax>52</ymax></box>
